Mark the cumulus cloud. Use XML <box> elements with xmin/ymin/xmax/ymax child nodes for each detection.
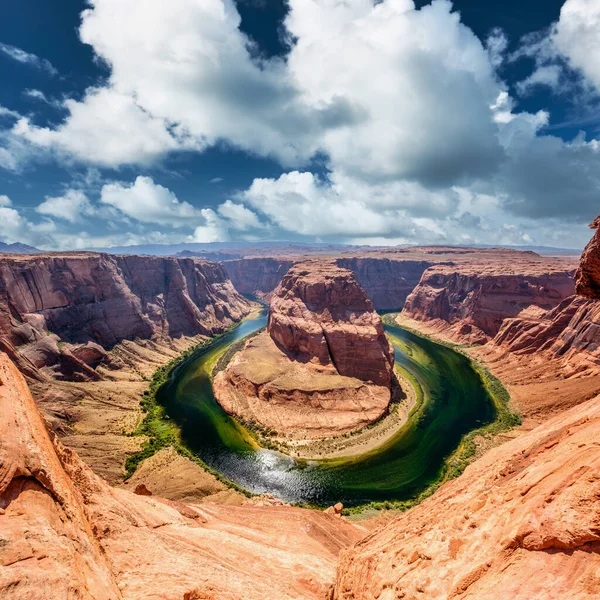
<box><xmin>285</xmin><ymin>0</ymin><xmax>505</xmax><ymax>185</ymax></box>
<box><xmin>37</xmin><ymin>190</ymin><xmax>96</xmax><ymax>223</ymax></box>
<box><xmin>553</xmin><ymin>0</ymin><xmax>600</xmax><ymax>92</ymax></box>
<box><xmin>0</xmin><ymin>42</ymin><xmax>57</xmax><ymax>76</ymax></box>
<box><xmin>14</xmin><ymin>88</ymin><xmax>191</xmax><ymax>167</ymax></box>
<box><xmin>189</xmin><ymin>209</ymin><xmax>229</xmax><ymax>242</ymax></box>
<box><xmin>99</xmin><ymin>175</ymin><xmax>205</xmax><ymax>226</ymax></box>
<box><xmin>3</xmin><ymin>0</ymin><xmax>600</xmax><ymax>247</ymax></box>
<box><xmin>238</xmin><ymin>171</ymin><xmax>460</xmax><ymax>239</ymax></box>
<box><xmin>217</xmin><ymin>200</ymin><xmax>264</xmax><ymax>231</ymax></box>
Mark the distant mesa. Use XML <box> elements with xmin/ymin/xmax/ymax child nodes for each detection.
<box><xmin>0</xmin><ymin>241</ymin><xmax>41</xmax><ymax>254</ymax></box>
<box><xmin>213</xmin><ymin>260</ymin><xmax>397</xmax><ymax>440</ymax></box>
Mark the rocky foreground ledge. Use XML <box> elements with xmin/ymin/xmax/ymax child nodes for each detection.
<box><xmin>214</xmin><ymin>261</ymin><xmax>397</xmax><ymax>440</ymax></box>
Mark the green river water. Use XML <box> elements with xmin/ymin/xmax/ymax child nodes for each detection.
<box><xmin>156</xmin><ymin>313</ymin><xmax>497</xmax><ymax>507</ymax></box>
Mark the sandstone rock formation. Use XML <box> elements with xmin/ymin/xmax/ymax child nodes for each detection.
<box><xmin>333</xmin><ymin>393</ymin><xmax>600</xmax><ymax>599</ymax></box>
<box><xmin>403</xmin><ymin>262</ymin><xmax>576</xmax><ymax>343</ymax></box>
<box><xmin>0</xmin><ymin>350</ymin><xmax>366</xmax><ymax>599</ymax></box>
<box><xmin>214</xmin><ymin>261</ymin><xmax>396</xmax><ymax>439</ymax></box>
<box><xmin>0</xmin><ymin>253</ymin><xmax>253</xmax><ymax>381</ymax></box>
<box><xmin>268</xmin><ymin>261</ymin><xmax>395</xmax><ymax>386</ymax></box>
<box><xmin>576</xmin><ymin>216</ymin><xmax>600</xmax><ymax>299</ymax></box>
<box><xmin>332</xmin><ymin>220</ymin><xmax>600</xmax><ymax>600</ymax></box>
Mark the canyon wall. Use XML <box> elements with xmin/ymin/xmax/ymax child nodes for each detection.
<box><xmin>333</xmin><ymin>227</ymin><xmax>600</xmax><ymax>600</ymax></box>
<box><xmin>223</xmin><ymin>255</ymin><xmax>436</xmax><ymax>309</ymax></box>
<box><xmin>223</xmin><ymin>257</ymin><xmax>295</xmax><ymax>299</ymax></box>
<box><xmin>0</xmin><ymin>253</ymin><xmax>253</xmax><ymax>381</ymax></box>
<box><xmin>335</xmin><ymin>257</ymin><xmax>435</xmax><ymax>309</ymax></box>
<box><xmin>490</xmin><ymin>221</ymin><xmax>600</xmax><ymax>372</ymax></box>
<box><xmin>403</xmin><ymin>263</ymin><xmax>576</xmax><ymax>343</ymax></box>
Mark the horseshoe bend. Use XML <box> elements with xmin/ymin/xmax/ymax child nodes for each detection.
<box><xmin>213</xmin><ymin>260</ymin><xmax>398</xmax><ymax>442</ymax></box>
<box><xmin>0</xmin><ymin>229</ymin><xmax>599</xmax><ymax>598</ymax></box>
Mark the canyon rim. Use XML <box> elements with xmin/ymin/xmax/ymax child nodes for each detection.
<box><xmin>2</xmin><ymin>0</ymin><xmax>600</xmax><ymax>598</ymax></box>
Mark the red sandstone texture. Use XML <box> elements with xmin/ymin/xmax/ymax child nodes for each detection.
<box><xmin>0</xmin><ymin>253</ymin><xmax>253</xmax><ymax>381</ymax></box>
<box><xmin>403</xmin><ymin>262</ymin><xmax>576</xmax><ymax>343</ymax></box>
<box><xmin>268</xmin><ymin>261</ymin><xmax>394</xmax><ymax>386</ymax></box>
<box><xmin>576</xmin><ymin>216</ymin><xmax>600</xmax><ymax>299</ymax></box>
<box><xmin>0</xmin><ymin>351</ymin><xmax>366</xmax><ymax>599</ymax></box>
<box><xmin>332</xmin><ymin>221</ymin><xmax>600</xmax><ymax>600</ymax></box>
<box><xmin>333</xmin><ymin>394</ymin><xmax>600</xmax><ymax>600</ymax></box>
<box><xmin>214</xmin><ymin>261</ymin><xmax>396</xmax><ymax>438</ymax></box>
<box><xmin>213</xmin><ymin>330</ymin><xmax>394</xmax><ymax>439</ymax></box>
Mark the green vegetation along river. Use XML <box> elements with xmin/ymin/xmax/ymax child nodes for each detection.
<box><xmin>156</xmin><ymin>312</ymin><xmax>499</xmax><ymax>507</ymax></box>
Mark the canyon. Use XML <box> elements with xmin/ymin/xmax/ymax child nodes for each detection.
<box><xmin>1</xmin><ymin>232</ymin><xmax>600</xmax><ymax>599</ymax></box>
<box><xmin>214</xmin><ymin>261</ymin><xmax>397</xmax><ymax>440</ymax></box>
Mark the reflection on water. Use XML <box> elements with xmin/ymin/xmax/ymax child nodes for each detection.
<box><xmin>157</xmin><ymin>312</ymin><xmax>496</xmax><ymax>507</ymax></box>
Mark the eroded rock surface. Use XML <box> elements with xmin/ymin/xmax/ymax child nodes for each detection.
<box><xmin>0</xmin><ymin>351</ymin><xmax>366</xmax><ymax>599</ymax></box>
<box><xmin>268</xmin><ymin>261</ymin><xmax>394</xmax><ymax>386</ymax></box>
<box><xmin>0</xmin><ymin>253</ymin><xmax>252</xmax><ymax>381</ymax></box>
<box><xmin>333</xmin><ymin>394</ymin><xmax>600</xmax><ymax>600</ymax></box>
<box><xmin>404</xmin><ymin>261</ymin><xmax>576</xmax><ymax>343</ymax></box>
<box><xmin>576</xmin><ymin>216</ymin><xmax>600</xmax><ymax>299</ymax></box>
<box><xmin>215</xmin><ymin>261</ymin><xmax>396</xmax><ymax>439</ymax></box>
<box><xmin>332</xmin><ymin>219</ymin><xmax>600</xmax><ymax>600</ymax></box>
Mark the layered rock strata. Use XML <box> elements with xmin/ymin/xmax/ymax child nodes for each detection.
<box><xmin>214</xmin><ymin>261</ymin><xmax>396</xmax><ymax>439</ymax></box>
<box><xmin>268</xmin><ymin>261</ymin><xmax>395</xmax><ymax>386</ymax></box>
<box><xmin>0</xmin><ymin>253</ymin><xmax>253</xmax><ymax>381</ymax></box>
<box><xmin>223</xmin><ymin>257</ymin><xmax>295</xmax><ymax>300</ymax></box>
<box><xmin>403</xmin><ymin>263</ymin><xmax>576</xmax><ymax>343</ymax></box>
<box><xmin>0</xmin><ymin>350</ymin><xmax>366</xmax><ymax>599</ymax></box>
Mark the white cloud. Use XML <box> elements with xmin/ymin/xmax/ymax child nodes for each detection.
<box><xmin>0</xmin><ymin>105</ymin><xmax>20</xmax><ymax>119</ymax></box>
<box><xmin>554</xmin><ymin>0</ymin><xmax>600</xmax><ymax>92</ymax></box>
<box><xmin>486</xmin><ymin>28</ymin><xmax>508</xmax><ymax>68</ymax></box>
<box><xmin>99</xmin><ymin>175</ymin><xmax>204</xmax><ymax>226</ymax></box>
<box><xmin>0</xmin><ymin>195</ymin><xmax>12</xmax><ymax>207</ymax></box>
<box><xmin>37</xmin><ymin>190</ymin><xmax>96</xmax><ymax>223</ymax></box>
<box><xmin>217</xmin><ymin>200</ymin><xmax>263</xmax><ymax>231</ymax></box>
<box><xmin>14</xmin><ymin>88</ymin><xmax>191</xmax><ymax>167</ymax></box>
<box><xmin>22</xmin><ymin>89</ymin><xmax>64</xmax><ymax>109</ymax></box>
<box><xmin>189</xmin><ymin>209</ymin><xmax>229</xmax><ymax>242</ymax></box>
<box><xmin>285</xmin><ymin>0</ymin><xmax>504</xmax><ymax>185</ymax></box>
<box><xmin>3</xmin><ymin>0</ymin><xmax>599</xmax><ymax>248</ymax></box>
<box><xmin>0</xmin><ymin>42</ymin><xmax>57</xmax><ymax>76</ymax></box>
<box><xmin>516</xmin><ymin>65</ymin><xmax>562</xmax><ymax>95</ymax></box>
<box><xmin>238</xmin><ymin>171</ymin><xmax>459</xmax><ymax>238</ymax></box>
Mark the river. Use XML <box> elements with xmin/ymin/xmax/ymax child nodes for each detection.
<box><xmin>156</xmin><ymin>313</ymin><xmax>496</xmax><ymax>507</ymax></box>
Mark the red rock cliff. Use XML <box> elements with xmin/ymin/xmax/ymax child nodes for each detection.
<box><xmin>403</xmin><ymin>260</ymin><xmax>576</xmax><ymax>343</ymax></box>
<box><xmin>268</xmin><ymin>261</ymin><xmax>394</xmax><ymax>386</ymax></box>
<box><xmin>223</xmin><ymin>257</ymin><xmax>295</xmax><ymax>300</ymax></box>
<box><xmin>576</xmin><ymin>216</ymin><xmax>600</xmax><ymax>299</ymax></box>
<box><xmin>0</xmin><ymin>253</ymin><xmax>253</xmax><ymax>381</ymax></box>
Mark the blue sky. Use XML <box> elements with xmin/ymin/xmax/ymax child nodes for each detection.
<box><xmin>0</xmin><ymin>0</ymin><xmax>599</xmax><ymax>250</ymax></box>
